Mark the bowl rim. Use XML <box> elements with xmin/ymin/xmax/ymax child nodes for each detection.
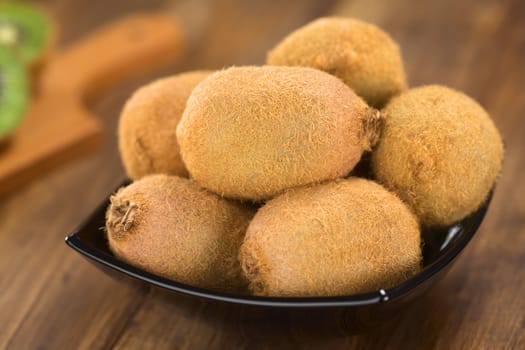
<box><xmin>65</xmin><ymin>188</ymin><xmax>491</xmax><ymax>308</ymax></box>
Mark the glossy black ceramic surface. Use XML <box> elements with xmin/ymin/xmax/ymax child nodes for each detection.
<box><xmin>65</xmin><ymin>182</ymin><xmax>491</xmax><ymax>333</ymax></box>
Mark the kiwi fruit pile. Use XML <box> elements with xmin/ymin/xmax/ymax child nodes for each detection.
<box><xmin>0</xmin><ymin>3</ymin><xmax>54</xmax><ymax>142</ymax></box>
<box><xmin>108</xmin><ymin>16</ymin><xmax>503</xmax><ymax>296</ymax></box>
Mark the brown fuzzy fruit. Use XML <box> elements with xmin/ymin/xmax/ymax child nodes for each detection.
<box><xmin>372</xmin><ymin>85</ymin><xmax>504</xmax><ymax>226</ymax></box>
<box><xmin>177</xmin><ymin>66</ymin><xmax>381</xmax><ymax>201</ymax></box>
<box><xmin>240</xmin><ymin>178</ymin><xmax>422</xmax><ymax>297</ymax></box>
<box><xmin>267</xmin><ymin>17</ymin><xmax>407</xmax><ymax>108</ymax></box>
<box><xmin>105</xmin><ymin>174</ymin><xmax>255</xmax><ymax>293</ymax></box>
<box><xmin>118</xmin><ymin>70</ymin><xmax>212</xmax><ymax>180</ymax></box>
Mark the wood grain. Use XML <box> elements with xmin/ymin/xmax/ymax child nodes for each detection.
<box><xmin>1</xmin><ymin>0</ymin><xmax>524</xmax><ymax>349</ymax></box>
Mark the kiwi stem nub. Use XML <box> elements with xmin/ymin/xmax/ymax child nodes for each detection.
<box><xmin>242</xmin><ymin>251</ymin><xmax>266</xmax><ymax>294</ymax></box>
<box><xmin>107</xmin><ymin>195</ymin><xmax>138</xmax><ymax>236</ymax></box>
<box><xmin>360</xmin><ymin>109</ymin><xmax>382</xmax><ymax>151</ymax></box>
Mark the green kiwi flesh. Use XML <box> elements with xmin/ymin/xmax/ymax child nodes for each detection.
<box><xmin>0</xmin><ymin>45</ymin><xmax>28</xmax><ymax>141</ymax></box>
<box><xmin>0</xmin><ymin>3</ymin><xmax>52</xmax><ymax>65</ymax></box>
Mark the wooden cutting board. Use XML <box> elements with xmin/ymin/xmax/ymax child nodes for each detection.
<box><xmin>0</xmin><ymin>12</ymin><xmax>184</xmax><ymax>197</ymax></box>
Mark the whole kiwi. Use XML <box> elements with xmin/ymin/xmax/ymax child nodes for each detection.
<box><xmin>267</xmin><ymin>17</ymin><xmax>406</xmax><ymax>108</ymax></box>
<box><xmin>105</xmin><ymin>174</ymin><xmax>255</xmax><ymax>293</ymax></box>
<box><xmin>240</xmin><ymin>177</ymin><xmax>422</xmax><ymax>297</ymax></box>
<box><xmin>118</xmin><ymin>70</ymin><xmax>212</xmax><ymax>180</ymax></box>
<box><xmin>372</xmin><ymin>85</ymin><xmax>504</xmax><ymax>226</ymax></box>
<box><xmin>177</xmin><ymin>66</ymin><xmax>381</xmax><ymax>201</ymax></box>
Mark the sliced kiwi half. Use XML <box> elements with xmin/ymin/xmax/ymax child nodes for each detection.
<box><xmin>0</xmin><ymin>3</ymin><xmax>52</xmax><ymax>65</ymax></box>
<box><xmin>0</xmin><ymin>45</ymin><xmax>28</xmax><ymax>142</ymax></box>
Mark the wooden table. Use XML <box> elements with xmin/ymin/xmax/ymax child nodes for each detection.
<box><xmin>1</xmin><ymin>0</ymin><xmax>524</xmax><ymax>348</ymax></box>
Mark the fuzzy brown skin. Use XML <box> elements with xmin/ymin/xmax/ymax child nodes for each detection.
<box><xmin>118</xmin><ymin>71</ymin><xmax>212</xmax><ymax>180</ymax></box>
<box><xmin>267</xmin><ymin>17</ymin><xmax>407</xmax><ymax>108</ymax></box>
<box><xmin>240</xmin><ymin>178</ymin><xmax>422</xmax><ymax>297</ymax></box>
<box><xmin>372</xmin><ymin>85</ymin><xmax>504</xmax><ymax>226</ymax></box>
<box><xmin>177</xmin><ymin>66</ymin><xmax>381</xmax><ymax>201</ymax></box>
<box><xmin>105</xmin><ymin>174</ymin><xmax>255</xmax><ymax>293</ymax></box>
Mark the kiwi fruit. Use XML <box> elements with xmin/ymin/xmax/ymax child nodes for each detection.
<box><xmin>372</xmin><ymin>85</ymin><xmax>504</xmax><ymax>226</ymax></box>
<box><xmin>105</xmin><ymin>174</ymin><xmax>255</xmax><ymax>293</ymax></box>
<box><xmin>0</xmin><ymin>45</ymin><xmax>28</xmax><ymax>142</ymax></box>
<box><xmin>118</xmin><ymin>70</ymin><xmax>212</xmax><ymax>180</ymax></box>
<box><xmin>240</xmin><ymin>177</ymin><xmax>422</xmax><ymax>297</ymax></box>
<box><xmin>0</xmin><ymin>3</ymin><xmax>54</xmax><ymax>69</ymax></box>
<box><xmin>267</xmin><ymin>17</ymin><xmax>406</xmax><ymax>108</ymax></box>
<box><xmin>177</xmin><ymin>66</ymin><xmax>381</xmax><ymax>201</ymax></box>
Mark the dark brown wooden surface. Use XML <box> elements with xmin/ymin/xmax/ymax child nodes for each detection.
<box><xmin>1</xmin><ymin>0</ymin><xmax>524</xmax><ymax>348</ymax></box>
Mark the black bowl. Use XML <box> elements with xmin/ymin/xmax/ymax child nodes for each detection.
<box><xmin>65</xmin><ymin>182</ymin><xmax>491</xmax><ymax>334</ymax></box>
